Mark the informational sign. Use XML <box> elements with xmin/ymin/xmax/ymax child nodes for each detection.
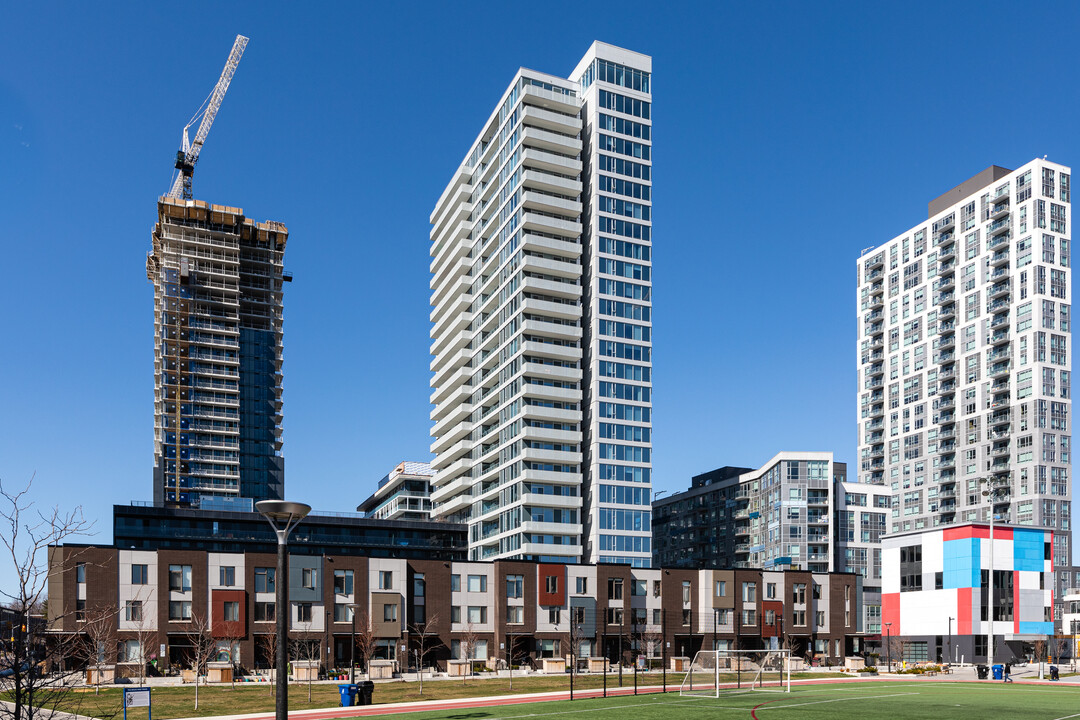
<box><xmin>123</xmin><ymin>686</ymin><xmax>152</xmax><ymax>720</ymax></box>
<box><xmin>125</xmin><ymin>689</ymin><xmax>150</xmax><ymax>708</ymax></box>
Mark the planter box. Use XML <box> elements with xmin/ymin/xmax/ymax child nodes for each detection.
<box><xmin>448</xmin><ymin>659</ymin><xmax>471</xmax><ymax>677</ymax></box>
<box><xmin>86</xmin><ymin>666</ymin><xmax>115</xmax><ymax>685</ymax></box>
<box><xmin>844</xmin><ymin>657</ymin><xmax>866</xmax><ymax>671</ymax></box>
<box><xmin>293</xmin><ymin>659</ymin><xmax>319</xmax><ymax>681</ymax></box>
<box><xmin>671</xmin><ymin>656</ymin><xmax>690</xmax><ymax>672</ymax></box>
<box><xmin>180</xmin><ymin>669</ymin><xmax>197</xmax><ymax>684</ymax></box>
<box><xmin>368</xmin><ymin>660</ymin><xmax>395</xmax><ymax>679</ymax></box>
<box><xmin>541</xmin><ymin>658</ymin><xmax>566</xmax><ymax>674</ymax></box>
<box><xmin>207</xmin><ymin>662</ymin><xmax>233</xmax><ymax>683</ymax></box>
<box><xmin>587</xmin><ymin>657</ymin><xmax>609</xmax><ymax>673</ymax></box>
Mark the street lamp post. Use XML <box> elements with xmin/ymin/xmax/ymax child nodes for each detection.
<box><xmin>885</xmin><ymin>622</ymin><xmax>892</xmax><ymax>673</ymax></box>
<box><xmin>981</xmin><ymin>476</ymin><xmax>1010</xmax><ymax>667</ymax></box>
<box><xmin>257</xmin><ymin>500</ymin><xmax>311</xmax><ymax>720</ymax></box>
<box><xmin>948</xmin><ymin>617</ymin><xmax>953</xmax><ymax>665</ymax></box>
<box><xmin>346</xmin><ymin>602</ymin><xmax>361</xmax><ymax>684</ymax></box>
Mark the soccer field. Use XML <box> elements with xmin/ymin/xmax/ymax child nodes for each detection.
<box><xmin>358</xmin><ymin>681</ymin><xmax>1080</xmax><ymax>720</ymax></box>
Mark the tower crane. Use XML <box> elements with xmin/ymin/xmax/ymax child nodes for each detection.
<box><xmin>167</xmin><ymin>34</ymin><xmax>249</xmax><ymax>199</ymax></box>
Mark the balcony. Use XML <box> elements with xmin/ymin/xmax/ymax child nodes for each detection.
<box><xmin>938</xmin><ymin>244</ymin><xmax>956</xmax><ymax>261</ymax></box>
<box><xmin>938</xmin><ymin>351</ymin><xmax>955</xmax><ymax>363</ymax></box>
<box><xmin>989</xmin><ymin>361</ymin><xmax>1011</xmax><ymax>378</ymax></box>
<box><xmin>868</xmin><ymin>294</ymin><xmax>884</xmax><ymax>309</ymax></box>
<box><xmin>990</xmin><ymin>249</ymin><xmax>1010</xmax><ymax>267</ymax></box>
<box><xmin>988</xmin><ymin>232</ymin><xmax>1010</xmax><ymax>250</ymax></box>
<box><xmin>938</xmin><ymin>333</ymin><xmax>955</xmax><ymax>350</ymax></box>
<box><xmin>866</xmin><ymin>419</ymin><xmax>884</xmax><ymax>431</ymax></box>
<box><xmin>937</xmin><ymin>275</ymin><xmax>955</xmax><ymax>291</ymax></box>
<box><xmin>991</xmin><ymin>443</ymin><xmax>1011</xmax><ymax>456</ymax></box>
<box><xmin>988</xmin><ymin>217</ymin><xmax>1011</xmax><ymax>236</ymax></box>
<box><xmin>990</xmin><ymin>266</ymin><xmax>1010</xmax><ymax>281</ymax></box>
<box><xmin>990</xmin><ymin>202</ymin><xmax>1010</xmax><ymax>219</ymax></box>
<box><xmin>934</xmin><ymin>215</ymin><xmax>956</xmax><ymax>233</ymax></box>
<box><xmin>988</xmin><ymin>297</ymin><xmax>1011</xmax><ymax>313</ymax></box>
<box><xmin>866</xmin><ymin>268</ymin><xmax>884</xmax><ymax>281</ymax></box>
<box><xmin>868</xmin><ymin>363</ymin><xmax>884</xmax><ymax>377</ymax></box>
<box><xmin>989</xmin><ymin>410</ymin><xmax>1011</xmax><ymax>425</ymax></box>
<box><xmin>990</xmin><ymin>329</ymin><xmax>1010</xmax><ymax>345</ymax></box>
<box><xmin>938</xmin><ymin>303</ymin><xmax>956</xmax><ymax>320</ymax></box>
<box><xmin>990</xmin><ymin>313</ymin><xmax>1010</xmax><ymax>329</ymax></box>
<box><xmin>987</xmin><ymin>346</ymin><xmax>1011</xmax><ymax>362</ymax></box>
<box><xmin>936</xmin><ymin>290</ymin><xmax>955</xmax><ymax>304</ymax></box>
<box><xmin>937</xmin><ymin>397</ymin><xmax>955</xmax><ymax>410</ymax></box>
<box><xmin>867</xmin><ymin>322</ymin><xmax>883</xmax><ymax>335</ymax></box>
<box><xmin>989</xmin><ymin>281</ymin><xmax>1011</xmax><ymax>299</ymax></box>
<box><xmin>938</xmin><ymin>411</ymin><xmax>955</xmax><ymax>424</ymax></box>
<box><xmin>939</xmin><ymin>259</ymin><xmax>956</xmax><ymax>274</ymax></box>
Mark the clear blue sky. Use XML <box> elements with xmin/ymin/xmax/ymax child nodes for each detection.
<box><xmin>1</xmin><ymin>2</ymin><xmax>1077</xmax><ymax>581</ymax></box>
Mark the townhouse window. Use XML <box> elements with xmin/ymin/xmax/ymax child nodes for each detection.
<box><xmin>548</xmin><ymin>607</ymin><xmax>560</xmax><ymax>624</ymax></box>
<box><xmin>653</xmin><ymin>580</ymin><xmax>661</xmax><ymax>597</ymax></box>
<box><xmin>682</xmin><ymin>581</ymin><xmax>691</xmax><ymax>603</ymax></box>
<box><xmin>76</xmin><ymin>563</ymin><xmax>86</xmax><ymax>584</ymax></box>
<box><xmin>653</xmin><ymin>609</ymin><xmax>661</xmax><ymax>625</ymax></box>
<box><xmin>75</xmin><ymin>599</ymin><xmax>85</xmax><ymax>622</ymax></box>
<box><xmin>413</xmin><ymin>604</ymin><xmax>425</xmax><ymax>623</ymax></box>
<box><xmin>169</xmin><ymin>565</ymin><xmax>192</xmax><ymax>592</ymax></box>
<box><xmin>169</xmin><ymin>600</ymin><xmax>192</xmax><ymax>621</ymax></box>
<box><xmin>219</xmin><ymin>566</ymin><xmax>235</xmax><ymax>587</ymax></box>
<box><xmin>450</xmin><ymin>574</ymin><xmax>461</xmax><ymax>592</ymax></box>
<box><xmin>125</xmin><ymin>600</ymin><xmax>142</xmax><ymax>622</ymax></box>
<box><xmin>383</xmin><ymin>603</ymin><xmax>398</xmax><ymax>622</ymax></box>
<box><xmin>632</xmin><ymin>579</ymin><xmax>647</xmax><ymax>596</ymax></box>
<box><xmin>793</xmin><ymin>610</ymin><xmax>806</xmax><ymax>626</ymax></box>
<box><xmin>742</xmin><ymin>609</ymin><xmax>757</xmax><ymax>626</ymax></box>
<box><xmin>765</xmin><ymin>609</ymin><xmax>775</xmax><ymax>626</ymax></box>
<box><xmin>334</xmin><ymin>602</ymin><xmax>352</xmax><ymax>622</ymax></box>
<box><xmin>506</xmin><ymin>606</ymin><xmax>524</xmax><ymax>624</ymax></box>
<box><xmin>608</xmin><ymin>577</ymin><xmax>623</xmax><ymax>600</ymax></box>
<box><xmin>812</xmin><ymin>584</ymin><xmax>822</xmax><ymax>600</ymax></box>
<box><xmin>544</xmin><ymin>575</ymin><xmax>557</xmax><ymax>593</ymax></box>
<box><xmin>297</xmin><ymin>603</ymin><xmax>312</xmax><ymax>623</ymax></box>
<box><xmin>413</xmin><ymin>573</ymin><xmax>425</xmax><ymax>598</ymax></box>
<box><xmin>334</xmin><ymin>569</ymin><xmax>354</xmax><ymax>595</ymax></box>
<box><xmin>576</xmin><ymin>577</ymin><xmax>588</xmax><ymax>594</ymax></box>
<box><xmin>571</xmin><ymin>606</ymin><xmax>586</xmax><ymax>624</ymax></box>
<box><xmin>742</xmin><ymin>582</ymin><xmax>756</xmax><ymax>602</ymax></box>
<box><xmin>682</xmin><ymin>609</ymin><xmax>691</xmax><ymax>625</ymax></box>
<box><xmin>467</xmin><ymin>606</ymin><xmax>486</xmax><ymax>624</ymax></box>
<box><xmin>766</xmin><ymin>583</ymin><xmax>776</xmax><ymax>599</ymax></box>
<box><xmin>131</xmin><ymin>564</ymin><xmax>148</xmax><ymax>585</ymax></box>
<box><xmin>451</xmin><ymin>606</ymin><xmax>461</xmax><ymax>623</ymax></box>
<box><xmin>816</xmin><ymin>610</ymin><xmax>825</xmax><ymax>627</ymax></box>
<box><xmin>254</xmin><ymin>602</ymin><xmax>275</xmax><ymax>622</ymax></box>
<box><xmin>793</xmin><ymin>583</ymin><xmax>806</xmax><ymax>604</ymax></box>
<box><xmin>301</xmin><ymin>567</ymin><xmax>316</xmax><ymax>590</ymax></box>
<box><xmin>468</xmin><ymin>575</ymin><xmax>487</xmax><ymax>592</ymax></box>
<box><xmin>715</xmin><ymin>580</ymin><xmax>726</xmax><ymax>597</ymax></box>
<box><xmin>254</xmin><ymin>567</ymin><xmax>275</xmax><ymax>593</ymax></box>
<box><xmin>223</xmin><ymin>601</ymin><xmax>239</xmax><ymax>622</ymax></box>
<box><xmin>606</xmin><ymin>607</ymin><xmax>623</xmax><ymax>625</ymax></box>
<box><xmin>507</xmin><ymin>575</ymin><xmax>524</xmax><ymax>598</ymax></box>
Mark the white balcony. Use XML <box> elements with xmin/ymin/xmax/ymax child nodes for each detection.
<box><xmin>522</xmin><ymin>104</ymin><xmax>582</xmax><ymax>134</ymax></box>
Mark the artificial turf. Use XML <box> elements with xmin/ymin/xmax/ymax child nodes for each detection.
<box><xmin>352</xmin><ymin>680</ymin><xmax>1080</xmax><ymax>720</ymax></box>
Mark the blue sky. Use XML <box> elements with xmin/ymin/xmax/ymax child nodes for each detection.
<box><xmin>1</xmin><ymin>1</ymin><xmax>1077</xmax><ymax>582</ymax></box>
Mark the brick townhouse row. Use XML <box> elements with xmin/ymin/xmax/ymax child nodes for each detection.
<box><xmin>48</xmin><ymin>545</ymin><xmax>863</xmax><ymax>671</ymax></box>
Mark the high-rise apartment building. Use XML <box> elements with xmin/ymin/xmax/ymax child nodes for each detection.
<box><xmin>857</xmin><ymin>160</ymin><xmax>1071</xmax><ymax>569</ymax></box>
<box><xmin>428</xmin><ymin>42</ymin><xmax>653</xmax><ymax>566</ymax></box>
<box><xmin>147</xmin><ymin>197</ymin><xmax>288</xmax><ymax>508</ymax></box>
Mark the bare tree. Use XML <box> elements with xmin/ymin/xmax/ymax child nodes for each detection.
<box><xmin>459</xmin><ymin>622</ymin><xmax>480</xmax><ymax>685</ymax></box>
<box><xmin>217</xmin><ymin>612</ymin><xmax>245</xmax><ymax>690</ymax></box>
<box><xmin>289</xmin><ymin>636</ymin><xmax>320</xmax><ymax>702</ymax></box>
<box><xmin>79</xmin><ymin>606</ymin><xmax>118</xmax><ymax>694</ymax></box>
<box><xmin>408</xmin><ymin>611</ymin><xmax>440</xmax><ymax>695</ymax></box>
<box><xmin>185</xmin><ymin>611</ymin><xmax>216</xmax><ymax>710</ymax></box>
<box><xmin>256</xmin><ymin>632</ymin><xmax>278</xmax><ymax>694</ymax></box>
<box><xmin>353</xmin><ymin>610</ymin><xmax>376</xmax><ymax>679</ymax></box>
<box><xmin>0</xmin><ymin>476</ymin><xmax>93</xmax><ymax>720</ymax></box>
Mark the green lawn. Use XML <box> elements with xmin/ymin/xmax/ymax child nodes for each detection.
<box><xmin>34</xmin><ymin>672</ymin><xmax>845</xmax><ymax>719</ymax></box>
<box><xmin>343</xmin><ymin>680</ymin><xmax>1080</xmax><ymax>720</ymax></box>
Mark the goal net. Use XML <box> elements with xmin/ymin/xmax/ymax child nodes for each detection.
<box><xmin>679</xmin><ymin>649</ymin><xmax>791</xmax><ymax>697</ymax></box>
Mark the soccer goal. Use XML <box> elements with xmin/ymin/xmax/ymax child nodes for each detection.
<box><xmin>679</xmin><ymin>649</ymin><xmax>791</xmax><ymax>697</ymax></box>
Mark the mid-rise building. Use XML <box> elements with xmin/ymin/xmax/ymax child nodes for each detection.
<box><xmin>654</xmin><ymin>453</ymin><xmax>840</xmax><ymax>573</ymax></box>
<box><xmin>857</xmin><ymin>160</ymin><xmax>1071</xmax><ymax>577</ymax></box>
<box><xmin>357</xmin><ymin>461</ymin><xmax>435</xmax><ymax>521</ymax></box>
<box><xmin>146</xmin><ymin>198</ymin><xmax>288</xmax><ymax>507</ymax></box>
<box><xmin>428</xmin><ymin>43</ymin><xmax>653</xmax><ymax>566</ymax></box>
<box><xmin>834</xmin><ymin>480</ymin><xmax>891</xmax><ymax>637</ymax></box>
<box><xmin>882</xmin><ymin>523</ymin><xmax>1055</xmax><ymax>664</ymax></box>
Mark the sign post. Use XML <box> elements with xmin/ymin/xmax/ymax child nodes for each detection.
<box><xmin>123</xmin><ymin>687</ymin><xmax>151</xmax><ymax>720</ymax></box>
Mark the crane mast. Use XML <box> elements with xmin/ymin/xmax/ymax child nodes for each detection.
<box><xmin>167</xmin><ymin>34</ymin><xmax>249</xmax><ymax>199</ymax></box>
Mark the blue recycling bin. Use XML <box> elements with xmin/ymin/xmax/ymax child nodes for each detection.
<box><xmin>338</xmin><ymin>684</ymin><xmax>358</xmax><ymax>706</ymax></box>
<box><xmin>991</xmin><ymin>664</ymin><xmax>1004</xmax><ymax>680</ymax></box>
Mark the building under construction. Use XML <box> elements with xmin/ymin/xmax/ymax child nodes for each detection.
<box><xmin>146</xmin><ymin>197</ymin><xmax>288</xmax><ymax>508</ymax></box>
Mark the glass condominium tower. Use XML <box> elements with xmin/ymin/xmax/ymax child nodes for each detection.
<box><xmin>147</xmin><ymin>197</ymin><xmax>287</xmax><ymax>508</ymax></box>
<box><xmin>856</xmin><ymin>160</ymin><xmax>1071</xmax><ymax>568</ymax></box>
<box><xmin>428</xmin><ymin>42</ymin><xmax>653</xmax><ymax>566</ymax></box>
